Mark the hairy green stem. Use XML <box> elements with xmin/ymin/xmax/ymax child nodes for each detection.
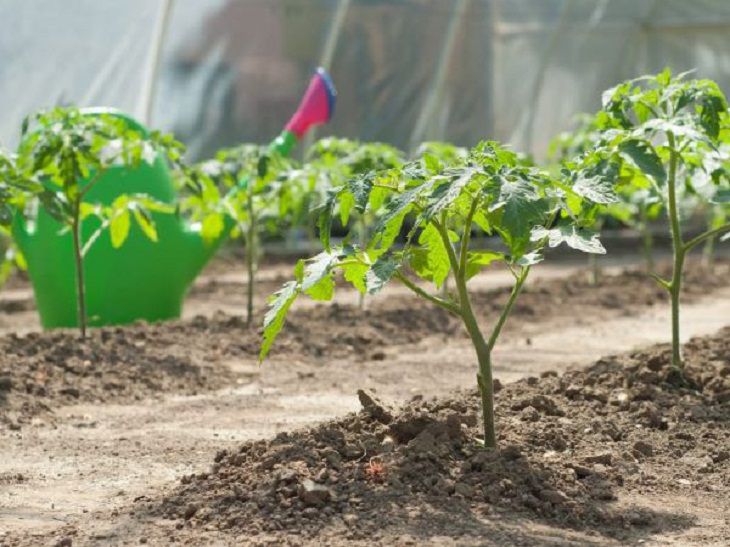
<box><xmin>587</xmin><ymin>253</ymin><xmax>600</xmax><ymax>286</ymax></box>
<box><xmin>357</xmin><ymin>217</ymin><xmax>367</xmax><ymax>310</ymax></box>
<box><xmin>487</xmin><ymin>267</ymin><xmax>530</xmax><ymax>351</ymax></box>
<box><xmin>71</xmin><ymin>199</ymin><xmax>87</xmax><ymax>338</ymax></box>
<box><xmin>435</xmin><ymin>217</ymin><xmax>499</xmax><ymax>447</ymax></box>
<box><xmin>684</xmin><ymin>223</ymin><xmax>730</xmax><ymax>253</ymax></box>
<box><xmin>394</xmin><ymin>271</ymin><xmax>461</xmax><ymax>317</ymax></box>
<box><xmin>666</xmin><ymin>133</ymin><xmax>684</xmax><ymax>370</ymax></box>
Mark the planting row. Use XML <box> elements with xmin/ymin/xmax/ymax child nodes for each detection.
<box><xmin>0</xmin><ymin>70</ymin><xmax>729</xmax><ymax>446</ymax></box>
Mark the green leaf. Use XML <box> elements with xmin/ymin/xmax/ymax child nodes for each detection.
<box><xmin>374</xmin><ymin>182</ymin><xmax>429</xmax><ymax>235</ymax></box>
<box><xmin>132</xmin><ymin>208</ymin><xmax>158</xmax><ymax>242</ymax></box>
<box><xmin>316</xmin><ymin>190</ymin><xmax>339</xmax><ymax>251</ymax></box>
<box><xmin>342</xmin><ymin>260</ymin><xmax>368</xmax><ymax>294</ymax></box>
<box><xmin>572</xmin><ymin>162</ymin><xmax>619</xmax><ymax>204</ymax></box>
<box><xmin>421</xmin><ymin>167</ymin><xmax>475</xmax><ymax>221</ymax></box>
<box><xmin>489</xmin><ymin>178</ymin><xmax>549</xmax><ymax>256</ymax></box>
<box><xmin>301</xmin><ymin>250</ymin><xmax>341</xmax><ymax>293</ymax></box>
<box><xmin>348</xmin><ymin>174</ymin><xmax>374</xmax><ymax>212</ymax></box>
<box><xmin>618</xmin><ymin>139</ymin><xmax>666</xmax><ymax>183</ymax></box>
<box><xmin>366</xmin><ymin>255</ymin><xmax>399</xmax><ymax>294</ymax></box>
<box><xmin>201</xmin><ymin>213</ymin><xmax>225</xmax><ymax>243</ymax></box>
<box><xmin>531</xmin><ymin>225</ymin><xmax>606</xmax><ymax>254</ymax></box>
<box><xmin>110</xmin><ymin>209</ymin><xmax>131</xmax><ymax>248</ymax></box>
<box><xmin>305</xmin><ymin>274</ymin><xmax>335</xmax><ymax>301</ymax></box>
<box><xmin>418</xmin><ymin>224</ymin><xmax>450</xmax><ymax>287</ymax></box>
<box><xmin>259</xmin><ymin>280</ymin><xmax>300</xmax><ymax>361</ymax></box>
<box><xmin>464</xmin><ymin>250</ymin><xmax>503</xmax><ymax>280</ymax></box>
<box><xmin>515</xmin><ymin>251</ymin><xmax>543</xmax><ymax>266</ymax></box>
<box><xmin>339</xmin><ymin>191</ymin><xmax>355</xmax><ymax>226</ymax></box>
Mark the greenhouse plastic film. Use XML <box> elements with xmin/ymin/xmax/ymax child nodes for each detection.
<box><xmin>2</xmin><ymin>0</ymin><xmax>730</xmax><ymax>159</ymax></box>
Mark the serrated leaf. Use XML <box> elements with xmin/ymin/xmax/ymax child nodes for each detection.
<box><xmin>572</xmin><ymin>163</ymin><xmax>619</xmax><ymax>204</ymax></box>
<box><xmin>490</xmin><ymin>178</ymin><xmax>549</xmax><ymax>256</ymax></box>
<box><xmin>305</xmin><ymin>274</ymin><xmax>335</xmax><ymax>301</ymax></box>
<box><xmin>515</xmin><ymin>251</ymin><xmax>544</xmax><ymax>266</ymax></box>
<box><xmin>421</xmin><ymin>167</ymin><xmax>475</xmax><ymax>221</ymax></box>
<box><xmin>366</xmin><ymin>255</ymin><xmax>399</xmax><ymax>294</ymax></box>
<box><xmin>316</xmin><ymin>190</ymin><xmax>339</xmax><ymax>251</ymax></box>
<box><xmin>348</xmin><ymin>174</ymin><xmax>373</xmax><ymax>212</ymax></box>
<box><xmin>259</xmin><ymin>280</ymin><xmax>300</xmax><ymax>361</ymax></box>
<box><xmin>531</xmin><ymin>225</ymin><xmax>606</xmax><ymax>254</ymax></box>
<box><xmin>301</xmin><ymin>250</ymin><xmax>341</xmax><ymax>292</ymax></box>
<box><xmin>418</xmin><ymin>224</ymin><xmax>450</xmax><ymax>287</ymax></box>
<box><xmin>342</xmin><ymin>260</ymin><xmax>368</xmax><ymax>294</ymax></box>
<box><xmin>339</xmin><ymin>191</ymin><xmax>355</xmax><ymax>226</ymax></box>
<box><xmin>374</xmin><ymin>181</ymin><xmax>429</xmax><ymax>234</ymax></box>
<box><xmin>618</xmin><ymin>139</ymin><xmax>666</xmax><ymax>183</ymax></box>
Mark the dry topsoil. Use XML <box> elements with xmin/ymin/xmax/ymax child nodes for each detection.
<box><xmin>0</xmin><ymin>260</ymin><xmax>726</xmax><ymax>430</ymax></box>
<box><xmin>155</xmin><ymin>327</ymin><xmax>730</xmax><ymax>546</ymax></box>
<box><xmin>0</xmin><ymin>317</ymin><xmax>241</xmax><ymax>429</ymax></box>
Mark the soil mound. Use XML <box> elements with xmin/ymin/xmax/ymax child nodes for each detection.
<box><xmin>156</xmin><ymin>327</ymin><xmax>729</xmax><ymax>545</ymax></box>
<box><xmin>0</xmin><ymin>315</ymin><xmax>246</xmax><ymax>428</ymax></box>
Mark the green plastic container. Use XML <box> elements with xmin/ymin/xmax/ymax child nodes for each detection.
<box><xmin>12</xmin><ymin>108</ymin><xmax>229</xmax><ymax>328</ymax></box>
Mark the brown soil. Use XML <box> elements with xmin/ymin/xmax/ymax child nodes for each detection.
<box><xmin>0</xmin><ymin>318</ymin><xmax>239</xmax><ymax>430</ymax></box>
<box><xmin>144</xmin><ymin>328</ymin><xmax>730</xmax><ymax>546</ymax></box>
<box><xmin>0</xmin><ymin>261</ymin><xmax>727</xmax><ymax>431</ymax></box>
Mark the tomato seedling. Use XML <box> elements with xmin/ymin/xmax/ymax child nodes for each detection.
<box><xmin>260</xmin><ymin>141</ymin><xmax>613</xmax><ymax>448</ymax></box>
<box><xmin>17</xmin><ymin>108</ymin><xmax>176</xmax><ymax>337</ymax></box>
<box><xmin>594</xmin><ymin>70</ymin><xmax>730</xmax><ymax>370</ymax></box>
<box><xmin>180</xmin><ymin>144</ymin><xmax>300</xmax><ymax>325</ymax></box>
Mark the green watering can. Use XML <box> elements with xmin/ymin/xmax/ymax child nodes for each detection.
<box><xmin>13</xmin><ymin>68</ymin><xmax>336</xmax><ymax>329</ymax></box>
<box><xmin>12</xmin><ymin>108</ymin><xmax>229</xmax><ymax>328</ymax></box>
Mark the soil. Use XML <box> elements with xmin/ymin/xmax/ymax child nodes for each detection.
<box><xmin>34</xmin><ymin>327</ymin><xmax>729</xmax><ymax>546</ymax></box>
<box><xmin>0</xmin><ymin>256</ymin><xmax>728</xmax><ymax>546</ymax></box>
<box><xmin>0</xmin><ymin>260</ymin><xmax>727</xmax><ymax>431</ymax></box>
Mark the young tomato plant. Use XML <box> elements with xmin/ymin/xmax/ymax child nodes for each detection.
<box><xmin>595</xmin><ymin>70</ymin><xmax>730</xmax><ymax>370</ymax></box>
<box><xmin>180</xmin><ymin>144</ymin><xmax>299</xmax><ymax>325</ymax></box>
<box><xmin>17</xmin><ymin>108</ymin><xmax>175</xmax><ymax>337</ymax></box>
<box><xmin>260</xmin><ymin>141</ymin><xmax>612</xmax><ymax>448</ymax></box>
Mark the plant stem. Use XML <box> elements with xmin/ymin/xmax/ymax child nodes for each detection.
<box><xmin>666</xmin><ymin>133</ymin><xmax>684</xmax><ymax>370</ymax></box>
<box><xmin>587</xmin><ymin>253</ymin><xmax>599</xmax><ymax>285</ymax></box>
<box><xmin>435</xmin><ymin>217</ymin><xmax>498</xmax><ymax>447</ymax></box>
<box><xmin>487</xmin><ymin>267</ymin><xmax>530</xmax><ymax>351</ymax></box>
<box><xmin>684</xmin><ymin>223</ymin><xmax>730</xmax><ymax>253</ymax></box>
<box><xmin>394</xmin><ymin>271</ymin><xmax>461</xmax><ymax>316</ymax></box>
<box><xmin>702</xmin><ymin>234</ymin><xmax>715</xmax><ymax>270</ymax></box>
<box><xmin>71</xmin><ymin>199</ymin><xmax>87</xmax><ymax>338</ymax></box>
<box><xmin>357</xmin><ymin>217</ymin><xmax>366</xmax><ymax>310</ymax></box>
<box><xmin>461</xmin><ymin>288</ymin><xmax>497</xmax><ymax>448</ymax></box>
